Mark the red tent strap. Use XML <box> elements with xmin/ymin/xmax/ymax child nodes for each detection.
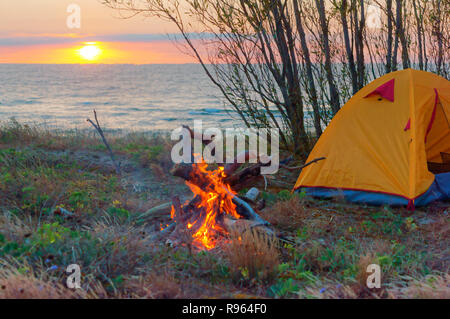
<box><xmin>406</xmin><ymin>199</ymin><xmax>415</xmax><ymax>211</ymax></box>
<box><xmin>424</xmin><ymin>88</ymin><xmax>439</xmax><ymax>143</ymax></box>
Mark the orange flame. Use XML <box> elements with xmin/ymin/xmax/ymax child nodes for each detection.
<box><xmin>171</xmin><ymin>157</ymin><xmax>241</xmax><ymax>250</ymax></box>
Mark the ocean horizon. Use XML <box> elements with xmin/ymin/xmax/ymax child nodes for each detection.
<box><xmin>0</xmin><ymin>64</ymin><xmax>246</xmax><ymax>132</ymax></box>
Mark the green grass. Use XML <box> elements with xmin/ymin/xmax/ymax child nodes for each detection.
<box><xmin>0</xmin><ymin>120</ymin><xmax>448</xmax><ymax>299</ymax></box>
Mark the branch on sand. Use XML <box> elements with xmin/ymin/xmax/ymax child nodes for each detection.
<box><xmin>87</xmin><ymin>109</ymin><xmax>121</xmax><ymax>175</ymax></box>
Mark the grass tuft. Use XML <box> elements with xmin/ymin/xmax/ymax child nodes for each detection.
<box><xmin>225</xmin><ymin>227</ymin><xmax>279</xmax><ymax>284</ymax></box>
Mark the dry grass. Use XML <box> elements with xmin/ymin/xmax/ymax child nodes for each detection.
<box><xmin>122</xmin><ymin>272</ymin><xmax>184</xmax><ymax>298</ymax></box>
<box><xmin>422</xmin><ymin>215</ymin><xmax>450</xmax><ymax>246</ymax></box>
<box><xmin>87</xmin><ymin>217</ymin><xmax>149</xmax><ymax>279</ymax></box>
<box><xmin>225</xmin><ymin>227</ymin><xmax>279</xmax><ymax>283</ymax></box>
<box><xmin>0</xmin><ymin>210</ymin><xmax>34</xmax><ymax>242</ymax></box>
<box><xmin>0</xmin><ymin>260</ymin><xmax>113</xmax><ymax>299</ymax></box>
<box><xmin>0</xmin><ymin>262</ymin><xmax>85</xmax><ymax>299</ymax></box>
<box><xmin>0</xmin><ymin>273</ymin><xmax>80</xmax><ymax>299</ymax></box>
<box><xmin>0</xmin><ymin>119</ymin><xmax>97</xmax><ymax>151</ymax></box>
<box><xmin>388</xmin><ymin>274</ymin><xmax>450</xmax><ymax>298</ymax></box>
<box><xmin>297</xmin><ymin>274</ymin><xmax>450</xmax><ymax>299</ymax></box>
<box><xmin>355</xmin><ymin>240</ymin><xmax>392</xmax><ymax>286</ymax></box>
<box><xmin>150</xmin><ymin>163</ymin><xmax>167</xmax><ymax>181</ymax></box>
<box><xmin>261</xmin><ymin>196</ymin><xmax>309</xmax><ymax>231</ymax></box>
<box><xmin>355</xmin><ymin>253</ymin><xmax>378</xmax><ymax>286</ymax></box>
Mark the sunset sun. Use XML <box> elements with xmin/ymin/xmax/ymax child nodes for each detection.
<box><xmin>77</xmin><ymin>43</ymin><xmax>102</xmax><ymax>61</ymax></box>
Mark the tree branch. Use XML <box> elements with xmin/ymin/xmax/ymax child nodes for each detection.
<box><xmin>87</xmin><ymin>109</ymin><xmax>121</xmax><ymax>175</ymax></box>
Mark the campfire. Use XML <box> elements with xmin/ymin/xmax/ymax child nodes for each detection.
<box><xmin>149</xmin><ymin>125</ymin><xmax>322</xmax><ymax>250</ymax></box>
<box><xmin>169</xmin><ymin>156</ymin><xmax>243</xmax><ymax>249</ymax></box>
<box><xmin>154</xmin><ymin>152</ymin><xmax>274</xmax><ymax>250</ymax></box>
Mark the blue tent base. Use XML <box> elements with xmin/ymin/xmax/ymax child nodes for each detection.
<box><xmin>296</xmin><ymin>172</ymin><xmax>450</xmax><ymax>207</ymax></box>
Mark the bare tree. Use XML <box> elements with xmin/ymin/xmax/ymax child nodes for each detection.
<box><xmin>102</xmin><ymin>0</ymin><xmax>449</xmax><ymax>158</ymax></box>
<box><xmin>293</xmin><ymin>0</ymin><xmax>322</xmax><ymax>135</ymax></box>
<box><xmin>335</xmin><ymin>0</ymin><xmax>358</xmax><ymax>94</ymax></box>
<box><xmin>385</xmin><ymin>0</ymin><xmax>394</xmax><ymax>73</ymax></box>
<box><xmin>351</xmin><ymin>0</ymin><xmax>366</xmax><ymax>87</ymax></box>
<box><xmin>314</xmin><ymin>0</ymin><xmax>341</xmax><ymax>114</ymax></box>
<box><xmin>412</xmin><ymin>0</ymin><xmax>424</xmax><ymax>70</ymax></box>
<box><xmin>430</xmin><ymin>0</ymin><xmax>445</xmax><ymax>76</ymax></box>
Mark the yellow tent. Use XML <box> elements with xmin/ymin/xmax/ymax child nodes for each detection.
<box><xmin>294</xmin><ymin>69</ymin><xmax>450</xmax><ymax>209</ymax></box>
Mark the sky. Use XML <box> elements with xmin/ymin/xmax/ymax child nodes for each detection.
<box><xmin>0</xmin><ymin>0</ymin><xmax>196</xmax><ymax>64</ymax></box>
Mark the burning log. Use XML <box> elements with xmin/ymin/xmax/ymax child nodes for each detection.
<box><xmin>152</xmin><ymin>157</ymin><xmax>274</xmax><ymax>250</ymax></box>
<box><xmin>171</xmin><ymin>196</ymin><xmax>184</xmax><ymax>220</ymax></box>
<box><xmin>170</xmin><ymin>163</ymin><xmax>269</xmax><ymax>226</ymax></box>
<box><xmin>171</xmin><ymin>161</ymin><xmax>266</xmax><ymax>191</ymax></box>
<box><xmin>156</xmin><ymin>129</ymin><xmax>286</xmax><ymax>249</ymax></box>
<box><xmin>154</xmin><ymin>149</ymin><xmax>327</xmax><ymax>249</ymax></box>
